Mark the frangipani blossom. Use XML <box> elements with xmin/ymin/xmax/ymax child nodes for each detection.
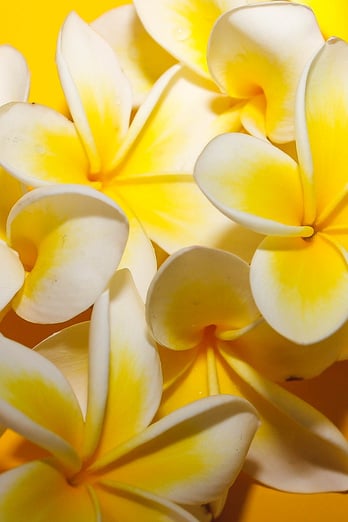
<box><xmin>134</xmin><ymin>1</ymin><xmax>324</xmax><ymax>142</ymax></box>
<box><xmin>291</xmin><ymin>0</ymin><xmax>348</xmax><ymax>41</ymax></box>
<box><xmin>146</xmin><ymin>246</ymin><xmax>348</xmax><ymax>493</ymax></box>
<box><xmin>0</xmin><ymin>10</ymin><xmax>241</xmax><ymax>287</ymax></box>
<box><xmin>195</xmin><ymin>38</ymin><xmax>348</xmax><ymax>344</ymax></box>
<box><xmin>0</xmin><ymin>270</ymin><xmax>259</xmax><ymax>521</ymax></box>
<box><xmin>0</xmin><ymin>184</ymin><xmax>128</xmax><ymax>323</ymax></box>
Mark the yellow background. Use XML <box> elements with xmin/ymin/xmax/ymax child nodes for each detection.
<box><xmin>1</xmin><ymin>1</ymin><xmax>348</xmax><ymax>520</ymax></box>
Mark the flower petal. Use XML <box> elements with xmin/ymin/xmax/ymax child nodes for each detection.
<box><xmin>0</xmin><ymin>45</ymin><xmax>29</xmax><ymax>105</ymax></box>
<box><xmin>0</xmin><ymin>334</ymin><xmax>83</xmax><ymax>472</ymax></box>
<box><xmin>194</xmin><ymin>133</ymin><xmax>310</xmax><ymax>236</ymax></box>
<box><xmin>0</xmin><ymin>241</ymin><xmax>24</xmax><ymax>312</ymax></box>
<box><xmin>221</xmin><ymin>354</ymin><xmax>348</xmax><ymax>492</ymax></box>
<box><xmin>231</xmin><ymin>318</ymin><xmax>348</xmax><ymax>381</ymax></box>
<box><xmin>0</xmin><ymin>102</ymin><xmax>89</xmax><ymax>187</ymax></box>
<box><xmin>0</xmin><ymin>460</ymin><xmax>98</xmax><ymax>521</ymax></box>
<box><xmin>92</xmin><ymin>5</ymin><xmax>176</xmax><ymax>106</ymax></box>
<box><xmin>93</xmin><ymin>269</ymin><xmax>162</xmax><ymax>458</ymax></box>
<box><xmin>208</xmin><ymin>3</ymin><xmax>323</xmax><ymax>142</ymax></box>
<box><xmin>296</xmin><ymin>38</ymin><xmax>348</xmax><ymax>225</ymax></box>
<box><xmin>7</xmin><ymin>185</ymin><xmax>129</xmax><ymax>323</ymax></box>
<box><xmin>0</xmin><ymin>168</ymin><xmax>25</xmax><ymax>240</ymax></box>
<box><xmin>92</xmin><ymin>395</ymin><xmax>259</xmax><ymax>505</ymax></box>
<box><xmin>57</xmin><ymin>11</ymin><xmax>133</xmax><ymax>174</ymax></box>
<box><xmin>133</xmin><ymin>0</ymin><xmax>223</xmax><ymax>78</ymax></box>
<box><xmin>146</xmin><ymin>246</ymin><xmax>260</xmax><ymax>350</ymax></box>
<box><xmin>95</xmin><ymin>481</ymin><xmax>199</xmax><ymax>522</ymax></box>
<box><xmin>35</xmin><ymin>322</ymin><xmax>89</xmax><ymax>416</ymax></box>
<box><xmin>250</xmin><ymin>234</ymin><xmax>348</xmax><ymax>343</ymax></box>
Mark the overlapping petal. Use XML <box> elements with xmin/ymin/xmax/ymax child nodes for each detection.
<box><xmin>250</xmin><ymin>234</ymin><xmax>348</xmax><ymax>344</ymax></box>
<box><xmin>7</xmin><ymin>185</ymin><xmax>128</xmax><ymax>322</ymax></box>
<box><xmin>0</xmin><ymin>45</ymin><xmax>29</xmax><ymax>105</ymax></box>
<box><xmin>297</xmin><ymin>0</ymin><xmax>348</xmax><ymax>40</ymax></box>
<box><xmin>0</xmin><ymin>460</ymin><xmax>97</xmax><ymax>521</ymax></box>
<box><xmin>208</xmin><ymin>2</ymin><xmax>324</xmax><ymax>142</ymax></box>
<box><xmin>221</xmin><ymin>354</ymin><xmax>348</xmax><ymax>492</ymax></box>
<box><xmin>194</xmin><ymin>133</ymin><xmax>310</xmax><ymax>237</ymax></box>
<box><xmin>0</xmin><ymin>335</ymin><xmax>83</xmax><ymax>472</ymax></box>
<box><xmin>296</xmin><ymin>38</ymin><xmax>348</xmax><ymax>223</ymax></box>
<box><xmin>93</xmin><ymin>395</ymin><xmax>259</xmax><ymax>505</ymax></box>
<box><xmin>146</xmin><ymin>246</ymin><xmax>260</xmax><ymax>350</ymax></box>
<box><xmin>92</xmin><ymin>5</ymin><xmax>176</xmax><ymax>106</ymax></box>
<box><xmin>95</xmin><ymin>481</ymin><xmax>199</xmax><ymax>522</ymax></box>
<box><xmin>57</xmin><ymin>12</ymin><xmax>133</xmax><ymax>174</ymax></box>
<box><xmin>0</xmin><ymin>102</ymin><xmax>90</xmax><ymax>187</ymax></box>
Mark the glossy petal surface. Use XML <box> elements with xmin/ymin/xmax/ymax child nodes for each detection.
<box><xmin>0</xmin><ymin>241</ymin><xmax>24</xmax><ymax>311</ymax></box>
<box><xmin>0</xmin><ymin>45</ymin><xmax>29</xmax><ymax>105</ymax></box>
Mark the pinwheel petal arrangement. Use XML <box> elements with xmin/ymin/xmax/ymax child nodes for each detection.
<box><xmin>0</xmin><ymin>1</ymin><xmax>348</xmax><ymax>521</ymax></box>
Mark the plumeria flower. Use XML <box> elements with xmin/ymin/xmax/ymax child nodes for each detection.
<box><xmin>133</xmin><ymin>1</ymin><xmax>324</xmax><ymax>142</ymax></box>
<box><xmin>0</xmin><ymin>269</ymin><xmax>259</xmax><ymax>521</ymax></box>
<box><xmin>0</xmin><ymin>184</ymin><xmax>128</xmax><ymax>323</ymax></box>
<box><xmin>146</xmin><ymin>246</ymin><xmax>348</xmax><ymax>494</ymax></box>
<box><xmin>91</xmin><ymin>3</ymin><xmax>176</xmax><ymax>106</ymax></box>
<box><xmin>0</xmin><ymin>11</ymin><xmax>246</xmax><ymax>299</ymax></box>
<box><xmin>195</xmin><ymin>38</ymin><xmax>348</xmax><ymax>344</ymax></box>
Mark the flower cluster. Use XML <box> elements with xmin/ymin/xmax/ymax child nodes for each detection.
<box><xmin>0</xmin><ymin>1</ymin><xmax>348</xmax><ymax>521</ymax></box>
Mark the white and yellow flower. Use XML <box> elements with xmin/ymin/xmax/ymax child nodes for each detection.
<box><xmin>0</xmin><ymin>184</ymin><xmax>128</xmax><ymax>323</ymax></box>
<box><xmin>133</xmin><ymin>1</ymin><xmax>324</xmax><ymax>142</ymax></box>
<box><xmin>146</xmin><ymin>246</ymin><xmax>348</xmax><ymax>493</ymax></box>
<box><xmin>195</xmin><ymin>38</ymin><xmax>348</xmax><ymax>344</ymax></box>
<box><xmin>0</xmin><ymin>270</ymin><xmax>259</xmax><ymax>521</ymax></box>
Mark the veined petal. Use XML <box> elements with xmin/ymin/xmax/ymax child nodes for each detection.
<box><xmin>35</xmin><ymin>322</ymin><xmax>90</xmax><ymax>417</ymax></box>
<box><xmin>7</xmin><ymin>185</ymin><xmax>129</xmax><ymax>323</ymax></box>
<box><xmin>146</xmin><ymin>246</ymin><xmax>260</xmax><ymax>350</ymax></box>
<box><xmin>91</xmin><ymin>395</ymin><xmax>258</xmax><ymax>505</ymax></box>
<box><xmin>95</xmin><ymin>481</ymin><xmax>199</xmax><ymax>522</ymax></box>
<box><xmin>92</xmin><ymin>5</ymin><xmax>176</xmax><ymax>106</ymax></box>
<box><xmin>93</xmin><ymin>269</ymin><xmax>162</xmax><ymax>458</ymax></box>
<box><xmin>133</xmin><ymin>0</ymin><xmax>224</xmax><ymax>78</ymax></box>
<box><xmin>194</xmin><ymin>133</ymin><xmax>310</xmax><ymax>236</ymax></box>
<box><xmin>296</xmin><ymin>38</ymin><xmax>348</xmax><ymax>224</ymax></box>
<box><xmin>57</xmin><ymin>12</ymin><xmax>133</xmax><ymax>174</ymax></box>
<box><xmin>0</xmin><ymin>46</ymin><xmax>29</xmax><ymax>105</ymax></box>
<box><xmin>0</xmin><ymin>241</ymin><xmax>24</xmax><ymax>311</ymax></box>
<box><xmin>0</xmin><ymin>335</ymin><xmax>83</xmax><ymax>472</ymax></box>
<box><xmin>250</xmin><ymin>234</ymin><xmax>348</xmax><ymax>344</ymax></box>
<box><xmin>0</xmin><ymin>102</ymin><xmax>89</xmax><ymax>187</ymax></box>
<box><xmin>222</xmin><ymin>354</ymin><xmax>348</xmax><ymax>492</ymax></box>
<box><xmin>0</xmin><ymin>460</ymin><xmax>98</xmax><ymax>521</ymax></box>
<box><xmin>208</xmin><ymin>3</ymin><xmax>323</xmax><ymax>142</ymax></box>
